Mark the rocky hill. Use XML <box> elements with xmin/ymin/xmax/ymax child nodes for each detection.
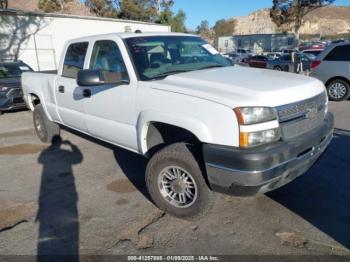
<box><xmin>233</xmin><ymin>6</ymin><xmax>350</xmax><ymax>36</ymax></box>
<box><xmin>7</xmin><ymin>0</ymin><xmax>93</xmax><ymax>16</ymax></box>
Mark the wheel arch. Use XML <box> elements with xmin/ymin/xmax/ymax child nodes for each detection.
<box><xmin>137</xmin><ymin>111</ymin><xmax>211</xmax><ymax>156</ymax></box>
<box><xmin>325</xmin><ymin>76</ymin><xmax>350</xmax><ymax>87</ymax></box>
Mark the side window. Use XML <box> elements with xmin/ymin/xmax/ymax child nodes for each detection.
<box><xmin>325</xmin><ymin>45</ymin><xmax>350</xmax><ymax>61</ymax></box>
<box><xmin>90</xmin><ymin>40</ymin><xmax>129</xmax><ymax>82</ymax></box>
<box><xmin>62</xmin><ymin>42</ymin><xmax>89</xmax><ymax>78</ymax></box>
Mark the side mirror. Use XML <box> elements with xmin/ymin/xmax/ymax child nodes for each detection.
<box><xmin>77</xmin><ymin>69</ymin><xmax>130</xmax><ymax>87</ymax></box>
<box><xmin>77</xmin><ymin>69</ymin><xmax>104</xmax><ymax>86</ymax></box>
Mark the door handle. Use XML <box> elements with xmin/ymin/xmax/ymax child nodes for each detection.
<box><xmin>83</xmin><ymin>89</ymin><xmax>91</xmax><ymax>98</ymax></box>
<box><xmin>58</xmin><ymin>85</ymin><xmax>65</xmax><ymax>93</ymax></box>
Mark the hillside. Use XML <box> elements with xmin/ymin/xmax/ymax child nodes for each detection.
<box><xmin>7</xmin><ymin>0</ymin><xmax>93</xmax><ymax>16</ymax></box>
<box><xmin>233</xmin><ymin>6</ymin><xmax>350</xmax><ymax>36</ymax></box>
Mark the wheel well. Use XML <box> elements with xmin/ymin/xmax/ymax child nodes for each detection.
<box><xmin>28</xmin><ymin>93</ymin><xmax>40</xmax><ymax>110</ymax></box>
<box><xmin>145</xmin><ymin>122</ymin><xmax>200</xmax><ymax>156</ymax></box>
<box><xmin>325</xmin><ymin>76</ymin><xmax>350</xmax><ymax>88</ymax></box>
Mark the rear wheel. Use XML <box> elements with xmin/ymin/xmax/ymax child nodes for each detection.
<box><xmin>145</xmin><ymin>143</ymin><xmax>216</xmax><ymax>219</ymax></box>
<box><xmin>327</xmin><ymin>79</ymin><xmax>350</xmax><ymax>101</ymax></box>
<box><xmin>274</xmin><ymin>66</ymin><xmax>282</xmax><ymax>71</ymax></box>
<box><xmin>33</xmin><ymin>104</ymin><xmax>60</xmax><ymax>143</ymax></box>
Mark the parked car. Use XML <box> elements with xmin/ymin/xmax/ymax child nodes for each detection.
<box><xmin>301</xmin><ymin>49</ymin><xmax>324</xmax><ymax>57</ymax></box>
<box><xmin>22</xmin><ymin>32</ymin><xmax>334</xmax><ymax>218</ymax></box>
<box><xmin>229</xmin><ymin>49</ymin><xmax>253</xmax><ymax>62</ymax></box>
<box><xmin>0</xmin><ymin>61</ymin><xmax>33</xmax><ymax>115</ymax></box>
<box><xmin>245</xmin><ymin>55</ymin><xmax>269</xmax><ymax>68</ymax></box>
<box><xmin>265</xmin><ymin>52</ymin><xmax>281</xmax><ymax>60</ymax></box>
<box><xmin>267</xmin><ymin>53</ymin><xmax>313</xmax><ymax>72</ymax></box>
<box><xmin>310</xmin><ymin>41</ymin><xmax>350</xmax><ymax>101</ymax></box>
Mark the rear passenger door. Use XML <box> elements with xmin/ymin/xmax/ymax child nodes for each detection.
<box><xmin>55</xmin><ymin>42</ymin><xmax>89</xmax><ymax>131</ymax></box>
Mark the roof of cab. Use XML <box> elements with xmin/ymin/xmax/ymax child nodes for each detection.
<box><xmin>67</xmin><ymin>32</ymin><xmax>199</xmax><ymax>43</ymax></box>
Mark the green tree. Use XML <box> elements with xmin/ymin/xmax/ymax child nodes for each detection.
<box><xmin>213</xmin><ymin>19</ymin><xmax>236</xmax><ymax>38</ymax></box>
<box><xmin>170</xmin><ymin>9</ymin><xmax>186</xmax><ymax>32</ymax></box>
<box><xmin>196</xmin><ymin>20</ymin><xmax>210</xmax><ymax>35</ymax></box>
<box><xmin>196</xmin><ymin>20</ymin><xmax>214</xmax><ymax>41</ymax></box>
<box><xmin>270</xmin><ymin>0</ymin><xmax>336</xmax><ymax>38</ymax></box>
<box><xmin>119</xmin><ymin>0</ymin><xmax>158</xmax><ymax>22</ymax></box>
<box><xmin>84</xmin><ymin>0</ymin><xmax>118</xmax><ymax>17</ymax></box>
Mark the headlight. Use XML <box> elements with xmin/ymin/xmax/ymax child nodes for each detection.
<box><xmin>0</xmin><ymin>86</ymin><xmax>9</xmax><ymax>92</ymax></box>
<box><xmin>240</xmin><ymin>128</ymin><xmax>280</xmax><ymax>148</ymax></box>
<box><xmin>234</xmin><ymin>107</ymin><xmax>277</xmax><ymax>125</ymax></box>
<box><xmin>234</xmin><ymin>107</ymin><xmax>280</xmax><ymax>147</ymax></box>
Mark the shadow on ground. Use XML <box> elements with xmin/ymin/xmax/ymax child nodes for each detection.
<box><xmin>61</xmin><ymin>126</ymin><xmax>151</xmax><ymax>201</ymax></box>
<box><xmin>36</xmin><ymin>136</ymin><xmax>82</xmax><ymax>261</ymax></box>
<box><xmin>268</xmin><ymin>128</ymin><xmax>350</xmax><ymax>250</ymax></box>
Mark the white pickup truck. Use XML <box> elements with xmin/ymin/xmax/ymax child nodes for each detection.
<box><xmin>22</xmin><ymin>32</ymin><xmax>334</xmax><ymax>218</ymax></box>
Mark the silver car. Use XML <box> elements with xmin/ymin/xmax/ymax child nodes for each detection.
<box><xmin>310</xmin><ymin>42</ymin><xmax>350</xmax><ymax>101</ymax></box>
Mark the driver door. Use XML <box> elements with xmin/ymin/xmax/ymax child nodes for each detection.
<box><xmin>81</xmin><ymin>39</ymin><xmax>138</xmax><ymax>150</ymax></box>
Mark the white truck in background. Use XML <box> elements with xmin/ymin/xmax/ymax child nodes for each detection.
<box><xmin>22</xmin><ymin>32</ymin><xmax>334</xmax><ymax>218</ymax></box>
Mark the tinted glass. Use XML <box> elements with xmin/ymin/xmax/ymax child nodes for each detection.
<box><xmin>304</xmin><ymin>50</ymin><xmax>322</xmax><ymax>56</ymax></box>
<box><xmin>325</xmin><ymin>45</ymin><xmax>350</xmax><ymax>61</ymax></box>
<box><xmin>62</xmin><ymin>42</ymin><xmax>89</xmax><ymax>78</ymax></box>
<box><xmin>90</xmin><ymin>40</ymin><xmax>129</xmax><ymax>82</ymax></box>
<box><xmin>0</xmin><ymin>64</ymin><xmax>32</xmax><ymax>79</ymax></box>
<box><xmin>281</xmin><ymin>55</ymin><xmax>291</xmax><ymax>61</ymax></box>
<box><xmin>126</xmin><ymin>36</ymin><xmax>231</xmax><ymax>81</ymax></box>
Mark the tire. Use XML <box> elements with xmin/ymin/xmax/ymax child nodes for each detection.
<box><xmin>146</xmin><ymin>143</ymin><xmax>216</xmax><ymax>219</ymax></box>
<box><xmin>33</xmin><ymin>104</ymin><xmax>60</xmax><ymax>143</ymax></box>
<box><xmin>326</xmin><ymin>79</ymin><xmax>350</xmax><ymax>102</ymax></box>
<box><xmin>274</xmin><ymin>66</ymin><xmax>282</xmax><ymax>71</ymax></box>
<box><xmin>0</xmin><ymin>111</ymin><xmax>3</xmax><ymax>115</ymax></box>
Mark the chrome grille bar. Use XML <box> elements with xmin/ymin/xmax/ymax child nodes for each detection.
<box><xmin>276</xmin><ymin>92</ymin><xmax>327</xmax><ymax>123</ymax></box>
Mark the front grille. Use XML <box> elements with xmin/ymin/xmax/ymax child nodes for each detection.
<box><xmin>6</xmin><ymin>88</ymin><xmax>23</xmax><ymax>98</ymax></box>
<box><xmin>276</xmin><ymin>93</ymin><xmax>327</xmax><ymax>140</ymax></box>
<box><xmin>13</xmin><ymin>97</ymin><xmax>24</xmax><ymax>104</ymax></box>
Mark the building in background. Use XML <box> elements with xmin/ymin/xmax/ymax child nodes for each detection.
<box><xmin>217</xmin><ymin>33</ymin><xmax>297</xmax><ymax>54</ymax></box>
<box><xmin>0</xmin><ymin>9</ymin><xmax>170</xmax><ymax>70</ymax></box>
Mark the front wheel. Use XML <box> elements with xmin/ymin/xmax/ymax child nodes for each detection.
<box><xmin>327</xmin><ymin>79</ymin><xmax>350</xmax><ymax>101</ymax></box>
<box><xmin>33</xmin><ymin>104</ymin><xmax>60</xmax><ymax>143</ymax></box>
<box><xmin>145</xmin><ymin>143</ymin><xmax>216</xmax><ymax>219</ymax></box>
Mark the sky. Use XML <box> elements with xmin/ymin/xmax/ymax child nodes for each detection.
<box><xmin>172</xmin><ymin>0</ymin><xmax>350</xmax><ymax>30</ymax></box>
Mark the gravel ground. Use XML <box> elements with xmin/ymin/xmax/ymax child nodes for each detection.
<box><xmin>0</xmin><ymin>102</ymin><xmax>349</xmax><ymax>257</ymax></box>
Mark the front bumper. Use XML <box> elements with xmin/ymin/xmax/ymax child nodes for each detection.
<box><xmin>203</xmin><ymin>112</ymin><xmax>334</xmax><ymax>196</ymax></box>
<box><xmin>0</xmin><ymin>90</ymin><xmax>26</xmax><ymax>112</ymax></box>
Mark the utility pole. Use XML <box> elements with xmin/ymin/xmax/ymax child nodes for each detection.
<box><xmin>157</xmin><ymin>0</ymin><xmax>161</xmax><ymax>15</ymax></box>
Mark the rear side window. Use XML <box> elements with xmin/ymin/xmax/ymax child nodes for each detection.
<box><xmin>62</xmin><ymin>42</ymin><xmax>89</xmax><ymax>78</ymax></box>
<box><xmin>325</xmin><ymin>45</ymin><xmax>350</xmax><ymax>61</ymax></box>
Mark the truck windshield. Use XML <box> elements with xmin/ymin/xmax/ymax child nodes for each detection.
<box><xmin>0</xmin><ymin>64</ymin><xmax>32</xmax><ymax>79</ymax></box>
<box><xmin>125</xmin><ymin>36</ymin><xmax>231</xmax><ymax>81</ymax></box>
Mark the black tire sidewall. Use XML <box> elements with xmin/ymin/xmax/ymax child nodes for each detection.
<box><xmin>33</xmin><ymin>104</ymin><xmax>49</xmax><ymax>142</ymax></box>
<box><xmin>33</xmin><ymin>104</ymin><xmax>59</xmax><ymax>143</ymax></box>
<box><xmin>327</xmin><ymin>79</ymin><xmax>350</xmax><ymax>101</ymax></box>
<box><xmin>146</xmin><ymin>143</ymin><xmax>214</xmax><ymax>219</ymax></box>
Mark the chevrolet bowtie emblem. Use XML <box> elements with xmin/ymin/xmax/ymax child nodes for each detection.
<box><xmin>306</xmin><ymin>106</ymin><xmax>318</xmax><ymax>119</ymax></box>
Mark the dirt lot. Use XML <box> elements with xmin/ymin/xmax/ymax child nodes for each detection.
<box><xmin>0</xmin><ymin>102</ymin><xmax>349</xmax><ymax>257</ymax></box>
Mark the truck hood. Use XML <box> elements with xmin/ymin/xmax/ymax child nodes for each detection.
<box><xmin>150</xmin><ymin>66</ymin><xmax>325</xmax><ymax>108</ymax></box>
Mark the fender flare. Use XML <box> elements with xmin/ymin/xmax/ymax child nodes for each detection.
<box><xmin>137</xmin><ymin>110</ymin><xmax>212</xmax><ymax>154</ymax></box>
